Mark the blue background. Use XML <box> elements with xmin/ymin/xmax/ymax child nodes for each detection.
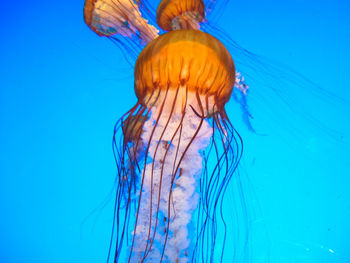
<box><xmin>0</xmin><ymin>0</ymin><xmax>349</xmax><ymax>262</ymax></box>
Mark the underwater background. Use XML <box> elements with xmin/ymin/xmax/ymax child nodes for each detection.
<box><xmin>0</xmin><ymin>0</ymin><xmax>349</xmax><ymax>262</ymax></box>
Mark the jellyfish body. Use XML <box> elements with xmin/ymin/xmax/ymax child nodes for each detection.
<box><xmin>112</xmin><ymin>29</ymin><xmax>242</xmax><ymax>262</ymax></box>
<box><xmin>157</xmin><ymin>0</ymin><xmax>205</xmax><ymax>31</ymax></box>
<box><xmin>84</xmin><ymin>0</ymin><xmax>159</xmax><ymax>44</ymax></box>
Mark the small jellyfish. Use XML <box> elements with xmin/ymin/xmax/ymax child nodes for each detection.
<box><xmin>157</xmin><ymin>0</ymin><xmax>205</xmax><ymax>30</ymax></box>
<box><xmin>84</xmin><ymin>0</ymin><xmax>159</xmax><ymax>44</ymax></box>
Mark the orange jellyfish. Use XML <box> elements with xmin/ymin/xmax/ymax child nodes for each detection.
<box><xmin>84</xmin><ymin>0</ymin><xmax>159</xmax><ymax>61</ymax></box>
<box><xmin>112</xmin><ymin>29</ymin><xmax>242</xmax><ymax>262</ymax></box>
<box><xmin>84</xmin><ymin>0</ymin><xmax>159</xmax><ymax>42</ymax></box>
<box><xmin>156</xmin><ymin>0</ymin><xmax>205</xmax><ymax>30</ymax></box>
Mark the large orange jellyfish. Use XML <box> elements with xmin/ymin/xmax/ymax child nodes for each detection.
<box><xmin>112</xmin><ymin>29</ymin><xmax>242</xmax><ymax>262</ymax></box>
<box><xmin>85</xmin><ymin>0</ymin><xmax>244</xmax><ymax>262</ymax></box>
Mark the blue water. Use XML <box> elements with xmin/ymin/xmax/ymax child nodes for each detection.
<box><xmin>0</xmin><ymin>0</ymin><xmax>349</xmax><ymax>262</ymax></box>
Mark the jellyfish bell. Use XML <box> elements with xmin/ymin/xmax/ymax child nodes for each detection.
<box><xmin>112</xmin><ymin>28</ymin><xmax>241</xmax><ymax>262</ymax></box>
<box><xmin>136</xmin><ymin>0</ymin><xmax>226</xmax><ymax>29</ymax></box>
<box><xmin>135</xmin><ymin>29</ymin><xmax>235</xmax><ymax>115</ymax></box>
<box><xmin>157</xmin><ymin>0</ymin><xmax>205</xmax><ymax>31</ymax></box>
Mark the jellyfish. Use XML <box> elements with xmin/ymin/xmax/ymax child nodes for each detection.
<box><xmin>156</xmin><ymin>0</ymin><xmax>205</xmax><ymax>31</ymax></box>
<box><xmin>84</xmin><ymin>0</ymin><xmax>159</xmax><ymax>42</ymax></box>
<box><xmin>84</xmin><ymin>0</ymin><xmax>159</xmax><ymax>61</ymax></box>
<box><xmin>111</xmin><ymin>27</ymin><xmax>242</xmax><ymax>262</ymax></box>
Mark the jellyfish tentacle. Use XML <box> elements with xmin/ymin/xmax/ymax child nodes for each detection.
<box><xmin>112</xmin><ymin>86</ymin><xmax>164</xmax><ymax>262</ymax></box>
<box><xmin>141</xmin><ymin>85</ymin><xmax>180</xmax><ymax>259</ymax></box>
<box><xmin>114</xmin><ymin>104</ymin><xmax>143</xmax><ymax>262</ymax></box>
<box><xmin>127</xmin><ymin>84</ymin><xmax>171</xmax><ymax>262</ymax></box>
<box><xmin>113</xmin><ymin>103</ymin><xmax>149</xmax><ymax>262</ymax></box>
<box><xmin>159</xmin><ymin>88</ymin><xmax>206</xmax><ymax>262</ymax></box>
<box><xmin>152</xmin><ymin>89</ymin><xmax>189</xmax><ymax>261</ymax></box>
<box><xmin>111</xmin><ymin>104</ymin><xmax>141</xmax><ymax>262</ymax></box>
<box><xmin>215</xmin><ymin>112</ymin><xmax>244</xmax><ymax>260</ymax></box>
<box><xmin>106</xmin><ymin>23</ymin><xmax>240</xmax><ymax>261</ymax></box>
<box><xmin>141</xmin><ymin>85</ymin><xmax>185</xmax><ymax>260</ymax></box>
<box><xmin>212</xmin><ymin>114</ymin><xmax>233</xmax><ymax>261</ymax></box>
<box><xmin>188</xmin><ymin>110</ymin><xmax>243</xmax><ymax>262</ymax></box>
